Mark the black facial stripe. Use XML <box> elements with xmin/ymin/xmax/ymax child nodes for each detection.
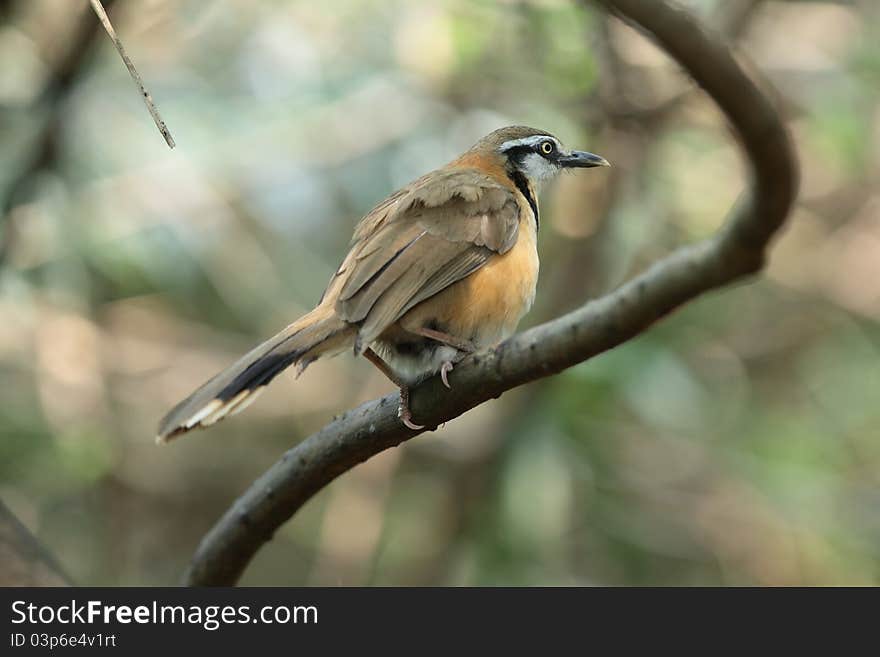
<box><xmin>509</xmin><ymin>169</ymin><xmax>539</xmax><ymax>231</ymax></box>
<box><xmin>504</xmin><ymin>143</ymin><xmax>558</xmax><ymax>165</ymax></box>
<box><xmin>504</xmin><ymin>145</ymin><xmax>532</xmax><ymax>167</ymax></box>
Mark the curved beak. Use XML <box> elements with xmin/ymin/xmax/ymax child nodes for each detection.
<box><xmin>558</xmin><ymin>150</ymin><xmax>610</xmax><ymax>168</ymax></box>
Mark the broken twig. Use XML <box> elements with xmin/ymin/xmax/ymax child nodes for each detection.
<box><xmin>89</xmin><ymin>0</ymin><xmax>175</xmax><ymax>148</ymax></box>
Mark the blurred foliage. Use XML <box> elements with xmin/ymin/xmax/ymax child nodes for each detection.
<box><xmin>0</xmin><ymin>0</ymin><xmax>879</xmax><ymax>586</ymax></box>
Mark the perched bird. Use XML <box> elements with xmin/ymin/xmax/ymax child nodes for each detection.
<box><xmin>157</xmin><ymin>125</ymin><xmax>608</xmax><ymax>442</ymax></box>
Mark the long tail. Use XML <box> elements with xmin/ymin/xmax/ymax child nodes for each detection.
<box><xmin>156</xmin><ymin>306</ymin><xmax>355</xmax><ymax>443</ymax></box>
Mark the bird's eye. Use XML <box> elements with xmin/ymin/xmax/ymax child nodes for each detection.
<box><xmin>540</xmin><ymin>141</ymin><xmax>554</xmax><ymax>155</ymax></box>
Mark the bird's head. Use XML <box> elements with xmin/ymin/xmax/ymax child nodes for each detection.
<box><xmin>469</xmin><ymin>125</ymin><xmax>610</xmax><ymax>187</ymax></box>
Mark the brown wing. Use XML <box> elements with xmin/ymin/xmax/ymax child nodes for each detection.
<box><xmin>327</xmin><ymin>168</ymin><xmax>521</xmax><ymax>351</ymax></box>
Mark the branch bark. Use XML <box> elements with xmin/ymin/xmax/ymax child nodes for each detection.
<box><xmin>184</xmin><ymin>0</ymin><xmax>798</xmax><ymax>586</ymax></box>
<box><xmin>0</xmin><ymin>499</ymin><xmax>72</xmax><ymax>586</ymax></box>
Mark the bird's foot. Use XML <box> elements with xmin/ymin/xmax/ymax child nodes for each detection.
<box><xmin>440</xmin><ymin>360</ymin><xmax>454</xmax><ymax>389</ymax></box>
<box><xmin>398</xmin><ymin>386</ymin><xmax>424</xmax><ymax>431</ymax></box>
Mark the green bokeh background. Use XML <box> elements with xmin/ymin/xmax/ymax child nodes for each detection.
<box><xmin>1</xmin><ymin>0</ymin><xmax>879</xmax><ymax>585</ymax></box>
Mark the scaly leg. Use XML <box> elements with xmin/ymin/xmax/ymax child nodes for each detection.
<box><xmin>411</xmin><ymin>326</ymin><xmax>476</xmax><ymax>353</ymax></box>
<box><xmin>411</xmin><ymin>326</ymin><xmax>474</xmax><ymax>390</ymax></box>
<box><xmin>363</xmin><ymin>348</ymin><xmax>424</xmax><ymax>430</ymax></box>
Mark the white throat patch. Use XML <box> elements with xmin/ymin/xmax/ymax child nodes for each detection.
<box><xmin>517</xmin><ymin>151</ymin><xmax>559</xmax><ymax>183</ymax></box>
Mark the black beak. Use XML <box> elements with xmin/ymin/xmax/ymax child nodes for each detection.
<box><xmin>558</xmin><ymin>150</ymin><xmax>610</xmax><ymax>168</ymax></box>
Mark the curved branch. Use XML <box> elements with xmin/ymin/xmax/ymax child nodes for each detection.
<box><xmin>184</xmin><ymin>0</ymin><xmax>798</xmax><ymax>586</ymax></box>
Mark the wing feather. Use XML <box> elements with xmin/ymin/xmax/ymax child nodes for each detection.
<box><xmin>327</xmin><ymin>167</ymin><xmax>521</xmax><ymax>350</ymax></box>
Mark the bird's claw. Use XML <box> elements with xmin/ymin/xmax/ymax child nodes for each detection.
<box><xmin>399</xmin><ymin>360</ymin><xmax>454</xmax><ymax>429</ymax></box>
<box><xmin>399</xmin><ymin>405</ymin><xmax>424</xmax><ymax>431</ymax></box>
<box><xmin>398</xmin><ymin>388</ymin><xmax>424</xmax><ymax>430</ymax></box>
<box><xmin>440</xmin><ymin>361</ymin><xmax>454</xmax><ymax>389</ymax></box>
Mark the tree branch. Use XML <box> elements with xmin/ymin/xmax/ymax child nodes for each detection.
<box><xmin>184</xmin><ymin>0</ymin><xmax>798</xmax><ymax>586</ymax></box>
<box><xmin>0</xmin><ymin>499</ymin><xmax>72</xmax><ymax>586</ymax></box>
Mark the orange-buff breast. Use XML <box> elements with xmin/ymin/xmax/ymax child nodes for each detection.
<box><xmin>399</xmin><ymin>214</ymin><xmax>539</xmax><ymax>347</ymax></box>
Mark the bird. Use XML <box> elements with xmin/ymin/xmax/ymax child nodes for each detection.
<box><xmin>157</xmin><ymin>125</ymin><xmax>609</xmax><ymax>442</ymax></box>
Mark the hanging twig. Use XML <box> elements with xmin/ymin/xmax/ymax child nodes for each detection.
<box><xmin>89</xmin><ymin>0</ymin><xmax>175</xmax><ymax>148</ymax></box>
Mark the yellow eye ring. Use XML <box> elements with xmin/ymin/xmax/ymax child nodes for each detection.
<box><xmin>541</xmin><ymin>141</ymin><xmax>554</xmax><ymax>155</ymax></box>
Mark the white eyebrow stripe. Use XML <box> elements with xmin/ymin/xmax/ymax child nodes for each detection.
<box><xmin>499</xmin><ymin>135</ymin><xmax>559</xmax><ymax>152</ymax></box>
